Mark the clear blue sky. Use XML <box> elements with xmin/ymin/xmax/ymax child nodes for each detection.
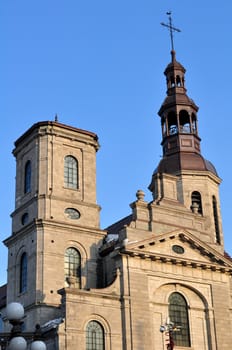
<box><xmin>1</xmin><ymin>1</ymin><xmax>232</xmax><ymax>285</ymax></box>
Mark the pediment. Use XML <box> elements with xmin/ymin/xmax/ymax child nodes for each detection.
<box><xmin>122</xmin><ymin>230</ymin><xmax>232</xmax><ymax>272</ymax></box>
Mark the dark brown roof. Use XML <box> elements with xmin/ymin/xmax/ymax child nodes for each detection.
<box><xmin>106</xmin><ymin>215</ymin><xmax>133</xmax><ymax>235</ymax></box>
<box><xmin>224</xmin><ymin>251</ymin><xmax>232</xmax><ymax>261</ymax></box>
<box><xmin>154</xmin><ymin>153</ymin><xmax>218</xmax><ymax>177</ymax></box>
<box><xmin>164</xmin><ymin>50</ymin><xmax>186</xmax><ymax>74</ymax></box>
<box><xmin>158</xmin><ymin>93</ymin><xmax>198</xmax><ymax>115</ymax></box>
<box><xmin>0</xmin><ymin>284</ymin><xmax>7</xmax><ymax>308</ymax></box>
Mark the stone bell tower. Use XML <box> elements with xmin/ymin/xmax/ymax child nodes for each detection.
<box><xmin>4</xmin><ymin>120</ymin><xmax>105</xmax><ymax>328</ymax></box>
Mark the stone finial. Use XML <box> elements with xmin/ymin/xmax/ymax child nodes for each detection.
<box><xmin>136</xmin><ymin>189</ymin><xmax>145</xmax><ymax>201</ymax></box>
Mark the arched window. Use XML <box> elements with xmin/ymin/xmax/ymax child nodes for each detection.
<box><xmin>191</xmin><ymin>113</ymin><xmax>197</xmax><ymax>134</ymax></box>
<box><xmin>167</xmin><ymin>75</ymin><xmax>176</xmax><ymax>89</ymax></box>
<box><xmin>20</xmin><ymin>253</ymin><xmax>27</xmax><ymax>293</ymax></box>
<box><xmin>64</xmin><ymin>247</ymin><xmax>81</xmax><ymax>287</ymax></box>
<box><xmin>24</xmin><ymin>160</ymin><xmax>31</xmax><ymax>193</ymax></box>
<box><xmin>169</xmin><ymin>292</ymin><xmax>191</xmax><ymax>347</ymax></box>
<box><xmin>212</xmin><ymin>196</ymin><xmax>221</xmax><ymax>244</ymax></box>
<box><xmin>176</xmin><ymin>75</ymin><xmax>181</xmax><ymax>87</ymax></box>
<box><xmin>191</xmin><ymin>191</ymin><xmax>203</xmax><ymax>214</ymax></box>
<box><xmin>86</xmin><ymin>321</ymin><xmax>105</xmax><ymax>350</ymax></box>
<box><xmin>21</xmin><ymin>212</ymin><xmax>29</xmax><ymax>225</ymax></box>
<box><xmin>167</xmin><ymin>111</ymin><xmax>178</xmax><ymax>135</ymax></box>
<box><xmin>64</xmin><ymin>156</ymin><xmax>78</xmax><ymax>189</ymax></box>
<box><xmin>161</xmin><ymin>117</ymin><xmax>167</xmax><ymax>137</ymax></box>
<box><xmin>179</xmin><ymin>110</ymin><xmax>190</xmax><ymax>133</ymax></box>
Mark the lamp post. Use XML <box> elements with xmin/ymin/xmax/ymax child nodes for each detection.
<box><xmin>160</xmin><ymin>317</ymin><xmax>179</xmax><ymax>350</ymax></box>
<box><xmin>0</xmin><ymin>302</ymin><xmax>46</xmax><ymax>350</ymax></box>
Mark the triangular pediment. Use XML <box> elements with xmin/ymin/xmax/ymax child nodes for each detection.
<box><xmin>122</xmin><ymin>230</ymin><xmax>232</xmax><ymax>272</ymax></box>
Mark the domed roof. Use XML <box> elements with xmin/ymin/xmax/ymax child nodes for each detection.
<box><xmin>164</xmin><ymin>50</ymin><xmax>186</xmax><ymax>74</ymax></box>
<box><xmin>154</xmin><ymin>152</ymin><xmax>218</xmax><ymax>177</ymax></box>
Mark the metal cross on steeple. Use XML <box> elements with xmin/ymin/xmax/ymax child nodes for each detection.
<box><xmin>161</xmin><ymin>12</ymin><xmax>181</xmax><ymax>51</ymax></box>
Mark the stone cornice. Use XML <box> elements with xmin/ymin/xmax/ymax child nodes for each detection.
<box><xmin>119</xmin><ymin>231</ymin><xmax>232</xmax><ymax>274</ymax></box>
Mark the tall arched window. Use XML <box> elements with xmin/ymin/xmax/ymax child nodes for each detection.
<box><xmin>179</xmin><ymin>110</ymin><xmax>190</xmax><ymax>133</ymax></box>
<box><xmin>64</xmin><ymin>247</ymin><xmax>81</xmax><ymax>287</ymax></box>
<box><xmin>176</xmin><ymin>75</ymin><xmax>181</xmax><ymax>87</ymax></box>
<box><xmin>161</xmin><ymin>116</ymin><xmax>167</xmax><ymax>137</ymax></box>
<box><xmin>20</xmin><ymin>253</ymin><xmax>27</xmax><ymax>293</ymax></box>
<box><xmin>212</xmin><ymin>196</ymin><xmax>221</xmax><ymax>244</ymax></box>
<box><xmin>169</xmin><ymin>292</ymin><xmax>191</xmax><ymax>347</ymax></box>
<box><xmin>86</xmin><ymin>321</ymin><xmax>105</xmax><ymax>350</ymax></box>
<box><xmin>64</xmin><ymin>155</ymin><xmax>78</xmax><ymax>189</ymax></box>
<box><xmin>191</xmin><ymin>191</ymin><xmax>203</xmax><ymax>214</ymax></box>
<box><xmin>191</xmin><ymin>113</ymin><xmax>197</xmax><ymax>134</ymax></box>
<box><xmin>24</xmin><ymin>160</ymin><xmax>31</xmax><ymax>193</ymax></box>
<box><xmin>167</xmin><ymin>111</ymin><xmax>178</xmax><ymax>135</ymax></box>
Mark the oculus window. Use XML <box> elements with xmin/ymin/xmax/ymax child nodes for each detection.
<box><xmin>65</xmin><ymin>208</ymin><xmax>80</xmax><ymax>220</ymax></box>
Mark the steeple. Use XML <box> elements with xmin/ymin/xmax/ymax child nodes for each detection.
<box><xmin>161</xmin><ymin>51</ymin><xmax>198</xmax><ymax>153</ymax></box>
<box><xmin>157</xmin><ymin>13</ymin><xmax>218</xmax><ymax>175</ymax></box>
<box><xmin>156</xmin><ymin>50</ymin><xmax>217</xmax><ymax>176</ymax></box>
<box><xmin>148</xmin><ymin>21</ymin><xmax>223</xmax><ymax>251</ymax></box>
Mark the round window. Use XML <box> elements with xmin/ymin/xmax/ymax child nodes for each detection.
<box><xmin>172</xmin><ymin>245</ymin><xmax>185</xmax><ymax>254</ymax></box>
<box><xmin>64</xmin><ymin>208</ymin><xmax>80</xmax><ymax>220</ymax></box>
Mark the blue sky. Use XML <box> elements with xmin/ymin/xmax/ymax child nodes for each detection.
<box><xmin>1</xmin><ymin>1</ymin><xmax>232</xmax><ymax>285</ymax></box>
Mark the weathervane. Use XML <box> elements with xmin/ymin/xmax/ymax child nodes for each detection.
<box><xmin>161</xmin><ymin>11</ymin><xmax>181</xmax><ymax>51</ymax></box>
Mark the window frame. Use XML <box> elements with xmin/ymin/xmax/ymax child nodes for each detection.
<box><xmin>64</xmin><ymin>247</ymin><xmax>81</xmax><ymax>287</ymax></box>
<box><xmin>86</xmin><ymin>320</ymin><xmax>105</xmax><ymax>350</ymax></box>
<box><xmin>168</xmin><ymin>292</ymin><xmax>191</xmax><ymax>347</ymax></box>
<box><xmin>191</xmin><ymin>191</ymin><xmax>203</xmax><ymax>214</ymax></box>
<box><xmin>24</xmin><ymin>160</ymin><xmax>31</xmax><ymax>194</ymax></box>
<box><xmin>19</xmin><ymin>252</ymin><xmax>27</xmax><ymax>293</ymax></box>
<box><xmin>212</xmin><ymin>195</ymin><xmax>221</xmax><ymax>244</ymax></box>
<box><xmin>64</xmin><ymin>155</ymin><xmax>79</xmax><ymax>189</ymax></box>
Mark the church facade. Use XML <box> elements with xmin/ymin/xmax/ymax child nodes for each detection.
<box><xmin>1</xmin><ymin>50</ymin><xmax>232</xmax><ymax>349</ymax></box>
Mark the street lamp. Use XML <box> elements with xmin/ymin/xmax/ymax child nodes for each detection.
<box><xmin>1</xmin><ymin>302</ymin><xmax>46</xmax><ymax>350</ymax></box>
<box><xmin>160</xmin><ymin>317</ymin><xmax>180</xmax><ymax>350</ymax></box>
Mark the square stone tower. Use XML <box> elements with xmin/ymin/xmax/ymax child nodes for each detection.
<box><xmin>4</xmin><ymin>121</ymin><xmax>105</xmax><ymax>328</ymax></box>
